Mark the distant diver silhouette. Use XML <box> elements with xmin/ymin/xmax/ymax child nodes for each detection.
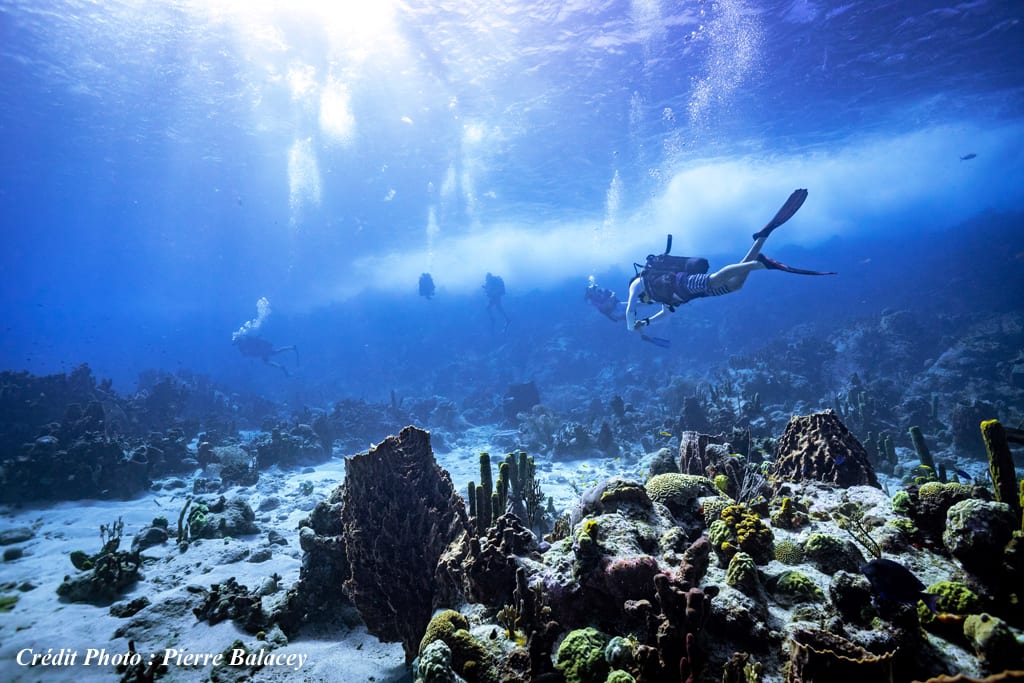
<box><xmin>584</xmin><ymin>276</ymin><xmax>627</xmax><ymax>322</ymax></box>
<box><xmin>483</xmin><ymin>272</ymin><xmax>510</xmax><ymax>333</ymax></box>
<box><xmin>419</xmin><ymin>273</ymin><xmax>436</xmax><ymax>299</ymax></box>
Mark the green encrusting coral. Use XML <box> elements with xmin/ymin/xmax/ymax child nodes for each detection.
<box><xmin>769</xmin><ymin>496</ymin><xmax>809</xmax><ymax>530</ymax></box>
<box><xmin>419</xmin><ymin>609</ymin><xmax>470</xmax><ymax>655</ymax></box>
<box><xmin>418</xmin><ymin>609</ymin><xmax>496</xmax><ymax>683</ymax></box>
<box><xmin>726</xmin><ymin>551</ymin><xmax>761</xmax><ymax>596</ymax></box>
<box><xmin>917</xmin><ymin>580</ymin><xmax>981</xmax><ymax>624</ymax></box>
<box><xmin>767</xmin><ymin>570</ymin><xmax>824</xmax><ymax>606</ymax></box>
<box><xmin>804</xmin><ymin>532</ymin><xmax>863</xmax><ymax>573</ymax></box>
<box><xmin>963</xmin><ymin>613</ymin><xmax>1023</xmax><ymax>670</ymax></box>
<box><xmin>891</xmin><ymin>489</ymin><xmax>912</xmax><ymax>516</ymax></box>
<box><xmin>555</xmin><ymin>627</ymin><xmax>611</xmax><ymax>683</ymax></box>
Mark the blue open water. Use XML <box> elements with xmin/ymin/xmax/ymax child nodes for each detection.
<box><xmin>1</xmin><ymin>0</ymin><xmax>1022</xmax><ymax>403</ymax></box>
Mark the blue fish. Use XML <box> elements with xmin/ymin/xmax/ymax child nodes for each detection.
<box><xmin>861</xmin><ymin>558</ymin><xmax>939</xmax><ymax>613</ymax></box>
<box><xmin>960</xmin><ymin>153</ymin><xmax>977</xmax><ymax>161</ymax></box>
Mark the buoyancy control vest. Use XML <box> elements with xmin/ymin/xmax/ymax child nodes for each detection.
<box><xmin>635</xmin><ymin>234</ymin><xmax>709</xmax><ymax>309</ymax></box>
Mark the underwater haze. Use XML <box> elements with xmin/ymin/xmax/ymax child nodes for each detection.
<box><xmin>2</xmin><ymin>0</ymin><xmax>1023</xmax><ymax>399</ymax></box>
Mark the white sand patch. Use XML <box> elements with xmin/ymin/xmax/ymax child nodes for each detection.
<box><xmin>0</xmin><ymin>457</ymin><xmax>407</xmax><ymax>683</ymax></box>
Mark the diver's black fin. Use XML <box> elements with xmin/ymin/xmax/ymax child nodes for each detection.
<box><xmin>641</xmin><ymin>334</ymin><xmax>671</xmax><ymax>348</ymax></box>
<box><xmin>757</xmin><ymin>253</ymin><xmax>836</xmax><ymax>275</ymax></box>
<box><xmin>752</xmin><ymin>188</ymin><xmax>808</xmax><ymax>240</ymax></box>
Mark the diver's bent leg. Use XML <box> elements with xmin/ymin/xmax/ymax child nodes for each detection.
<box><xmin>708</xmin><ymin>261</ymin><xmax>764</xmax><ymax>292</ymax></box>
<box><xmin>271</xmin><ymin>345</ymin><xmax>300</xmax><ymax>366</ymax></box>
<box><xmin>742</xmin><ymin>236</ymin><xmax>768</xmax><ymax>263</ymax></box>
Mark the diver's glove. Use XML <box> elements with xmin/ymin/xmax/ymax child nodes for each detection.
<box><xmin>633</xmin><ymin>317</ymin><xmax>651</xmax><ymax>330</ymax></box>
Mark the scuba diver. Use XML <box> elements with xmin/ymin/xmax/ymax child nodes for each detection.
<box><xmin>231</xmin><ymin>297</ymin><xmax>298</xmax><ymax>375</ymax></box>
<box><xmin>483</xmin><ymin>272</ymin><xmax>511</xmax><ymax>332</ymax></box>
<box><xmin>233</xmin><ymin>334</ymin><xmax>299</xmax><ymax>376</ymax></box>
<box><xmin>626</xmin><ymin>189</ymin><xmax>835</xmax><ymax>344</ymax></box>
<box><xmin>584</xmin><ymin>276</ymin><xmax>627</xmax><ymax>322</ymax></box>
<box><xmin>419</xmin><ymin>273</ymin><xmax>436</xmax><ymax>299</ymax></box>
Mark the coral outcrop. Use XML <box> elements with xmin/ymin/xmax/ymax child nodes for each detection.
<box><xmin>943</xmin><ymin>499</ymin><xmax>1016</xmax><ymax>576</ymax></box>
<box><xmin>771</xmin><ymin>410</ymin><xmax>880</xmax><ymax>489</ymax></box>
<box><xmin>57</xmin><ymin>518</ymin><xmax>142</xmax><ymax>606</ymax></box>
<box><xmin>340</xmin><ymin>426</ymin><xmax>470</xmax><ymax>662</ymax></box>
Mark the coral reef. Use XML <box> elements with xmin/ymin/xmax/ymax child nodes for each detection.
<box><xmin>418</xmin><ymin>609</ymin><xmax>497</xmax><ymax>682</ymax></box>
<box><xmin>908</xmin><ymin>481</ymin><xmax>991</xmax><ymax>545</ymax></box>
<box><xmin>803</xmin><ymin>532</ymin><xmax>865</xmax><ymax>574</ymax></box>
<box><xmin>725</xmin><ymin>552</ymin><xmax>761</xmax><ymax>597</ymax></box>
<box><xmin>9</xmin><ymin>292</ymin><xmax>1024</xmax><ymax>681</ymax></box>
<box><xmin>773</xmin><ymin>539</ymin><xmax>805</xmax><ymax>565</ymax></box>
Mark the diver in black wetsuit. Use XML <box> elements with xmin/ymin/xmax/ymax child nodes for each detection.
<box><xmin>233</xmin><ymin>334</ymin><xmax>299</xmax><ymax>376</ymax></box>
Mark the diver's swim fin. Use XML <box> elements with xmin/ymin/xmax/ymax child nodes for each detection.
<box><xmin>642</xmin><ymin>334</ymin><xmax>671</xmax><ymax>348</ymax></box>
<box><xmin>752</xmin><ymin>189</ymin><xmax>808</xmax><ymax>240</ymax></box>
<box><xmin>757</xmin><ymin>253</ymin><xmax>836</xmax><ymax>275</ymax></box>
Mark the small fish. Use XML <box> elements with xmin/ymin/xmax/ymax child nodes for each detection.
<box><xmin>960</xmin><ymin>153</ymin><xmax>977</xmax><ymax>161</ymax></box>
<box><xmin>834</xmin><ymin>455</ymin><xmax>847</xmax><ymax>466</ymax></box>
<box><xmin>861</xmin><ymin>558</ymin><xmax>940</xmax><ymax>612</ymax></box>
<box><xmin>954</xmin><ymin>468</ymin><xmax>972</xmax><ymax>481</ymax></box>
<box><xmin>659</xmin><ymin>431</ymin><xmax>672</xmax><ymax>437</ymax></box>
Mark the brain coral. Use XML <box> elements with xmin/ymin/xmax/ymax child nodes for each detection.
<box><xmin>773</xmin><ymin>540</ymin><xmax>805</xmax><ymax>565</ymax></box>
<box><xmin>645</xmin><ymin>474</ymin><xmax>716</xmax><ymax>509</ymax></box>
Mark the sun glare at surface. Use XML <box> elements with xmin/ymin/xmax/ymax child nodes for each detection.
<box><xmin>189</xmin><ymin>0</ymin><xmax>401</xmax><ymax>60</ymax></box>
